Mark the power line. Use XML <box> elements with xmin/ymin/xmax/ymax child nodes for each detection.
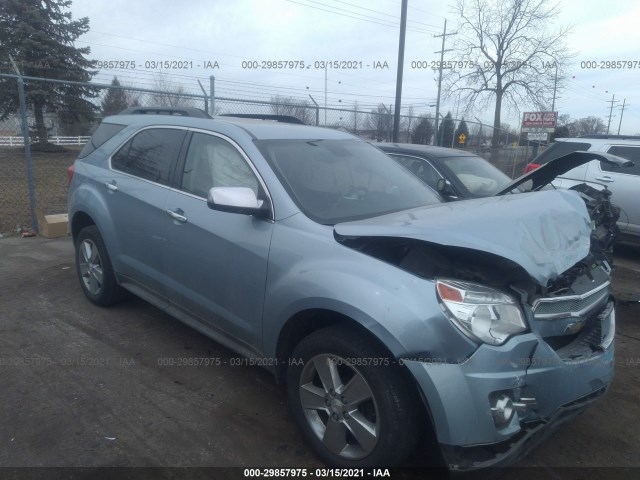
<box><xmin>283</xmin><ymin>0</ymin><xmax>436</xmax><ymax>34</ymax></box>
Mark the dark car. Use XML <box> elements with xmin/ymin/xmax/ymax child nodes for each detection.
<box><xmin>375</xmin><ymin>143</ymin><xmax>513</xmax><ymax>200</ymax></box>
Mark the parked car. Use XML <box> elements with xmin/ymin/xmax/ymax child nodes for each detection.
<box><xmin>68</xmin><ymin>109</ymin><xmax>616</xmax><ymax>469</ymax></box>
<box><xmin>524</xmin><ymin>135</ymin><xmax>640</xmax><ymax>243</ymax></box>
<box><xmin>375</xmin><ymin>143</ymin><xmax>512</xmax><ymax>199</ymax></box>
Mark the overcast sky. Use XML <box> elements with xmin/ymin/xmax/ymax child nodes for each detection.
<box><xmin>67</xmin><ymin>0</ymin><xmax>640</xmax><ymax>134</ymax></box>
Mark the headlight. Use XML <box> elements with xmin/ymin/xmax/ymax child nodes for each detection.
<box><xmin>436</xmin><ymin>279</ymin><xmax>527</xmax><ymax>346</ymax></box>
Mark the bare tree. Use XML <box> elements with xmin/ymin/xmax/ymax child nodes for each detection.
<box><xmin>152</xmin><ymin>73</ymin><xmax>191</xmax><ymax>107</ymax></box>
<box><xmin>569</xmin><ymin>116</ymin><xmax>607</xmax><ymax>136</ymax></box>
<box><xmin>445</xmin><ymin>0</ymin><xmax>572</xmax><ymax>149</ymax></box>
<box><xmin>367</xmin><ymin>104</ymin><xmax>393</xmax><ymax>142</ymax></box>
<box><xmin>270</xmin><ymin>95</ymin><xmax>315</xmax><ymax>125</ymax></box>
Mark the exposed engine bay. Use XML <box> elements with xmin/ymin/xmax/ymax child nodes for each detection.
<box><xmin>568</xmin><ymin>183</ymin><xmax>620</xmax><ymax>265</ymax></box>
<box><xmin>336</xmin><ymin>182</ymin><xmax>617</xmax><ymax>310</ymax></box>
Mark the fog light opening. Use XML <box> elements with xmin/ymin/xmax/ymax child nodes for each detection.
<box><xmin>490</xmin><ymin>394</ymin><xmax>515</xmax><ymax>428</ymax></box>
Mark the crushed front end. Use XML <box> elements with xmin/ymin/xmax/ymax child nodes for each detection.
<box><xmin>403</xmin><ymin>258</ymin><xmax>615</xmax><ymax>470</ymax></box>
<box><xmin>334</xmin><ymin>189</ymin><xmax>616</xmax><ymax>470</ymax></box>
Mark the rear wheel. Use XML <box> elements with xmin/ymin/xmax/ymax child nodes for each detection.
<box><xmin>75</xmin><ymin>226</ymin><xmax>124</xmax><ymax>306</ymax></box>
<box><xmin>287</xmin><ymin>326</ymin><xmax>420</xmax><ymax>467</ymax></box>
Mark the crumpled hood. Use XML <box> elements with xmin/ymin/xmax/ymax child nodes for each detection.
<box><xmin>334</xmin><ymin>189</ymin><xmax>592</xmax><ymax>287</ymax></box>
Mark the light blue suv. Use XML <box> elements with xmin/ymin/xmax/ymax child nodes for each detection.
<box><xmin>68</xmin><ymin>109</ymin><xmax>615</xmax><ymax>469</ymax></box>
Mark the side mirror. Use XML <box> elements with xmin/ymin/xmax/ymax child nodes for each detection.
<box><xmin>207</xmin><ymin>187</ymin><xmax>270</xmax><ymax>217</ymax></box>
<box><xmin>436</xmin><ymin>178</ymin><xmax>457</xmax><ymax>199</ymax></box>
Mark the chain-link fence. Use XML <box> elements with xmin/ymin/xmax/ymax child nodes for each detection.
<box><xmin>0</xmin><ymin>74</ymin><xmax>545</xmax><ymax>236</ymax></box>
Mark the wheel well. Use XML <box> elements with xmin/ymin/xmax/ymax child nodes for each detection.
<box><xmin>275</xmin><ymin>309</ymin><xmax>436</xmax><ymax>452</ymax></box>
<box><xmin>275</xmin><ymin>309</ymin><xmax>399</xmax><ymax>384</ymax></box>
<box><xmin>71</xmin><ymin>212</ymin><xmax>95</xmax><ymax>244</ymax></box>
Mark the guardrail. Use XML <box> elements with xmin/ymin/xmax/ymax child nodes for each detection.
<box><xmin>0</xmin><ymin>136</ymin><xmax>90</xmax><ymax>146</ymax></box>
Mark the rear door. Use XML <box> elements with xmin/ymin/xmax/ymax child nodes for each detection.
<box><xmin>540</xmin><ymin>140</ymin><xmax>592</xmax><ymax>188</ymax></box>
<box><xmin>162</xmin><ymin>130</ymin><xmax>274</xmax><ymax>349</ymax></box>
<box><xmin>107</xmin><ymin>127</ymin><xmax>187</xmax><ymax>295</ymax></box>
<box><xmin>585</xmin><ymin>145</ymin><xmax>640</xmax><ymax>237</ymax></box>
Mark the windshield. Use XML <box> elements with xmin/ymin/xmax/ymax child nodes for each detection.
<box><xmin>441</xmin><ymin>156</ymin><xmax>512</xmax><ymax>196</ymax></box>
<box><xmin>256</xmin><ymin>139</ymin><xmax>441</xmax><ymax>224</ymax></box>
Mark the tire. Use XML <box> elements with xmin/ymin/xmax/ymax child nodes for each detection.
<box><xmin>287</xmin><ymin>325</ymin><xmax>420</xmax><ymax>467</ymax></box>
<box><xmin>75</xmin><ymin>225</ymin><xmax>124</xmax><ymax>306</ymax></box>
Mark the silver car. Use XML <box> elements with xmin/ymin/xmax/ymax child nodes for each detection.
<box><xmin>68</xmin><ymin>111</ymin><xmax>615</xmax><ymax>469</ymax></box>
<box><xmin>525</xmin><ymin>136</ymin><xmax>640</xmax><ymax>243</ymax></box>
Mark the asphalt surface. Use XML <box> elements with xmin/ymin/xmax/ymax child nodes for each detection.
<box><xmin>0</xmin><ymin>236</ymin><xmax>638</xmax><ymax>477</ymax></box>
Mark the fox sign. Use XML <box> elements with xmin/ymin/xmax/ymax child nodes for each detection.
<box><xmin>521</xmin><ymin>111</ymin><xmax>557</xmax><ymax>132</ymax></box>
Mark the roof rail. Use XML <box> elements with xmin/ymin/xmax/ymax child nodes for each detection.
<box><xmin>577</xmin><ymin>134</ymin><xmax>640</xmax><ymax>140</ymax></box>
<box><xmin>118</xmin><ymin>107</ymin><xmax>212</xmax><ymax>118</ymax></box>
<box><xmin>219</xmin><ymin>114</ymin><xmax>306</xmax><ymax>125</ymax></box>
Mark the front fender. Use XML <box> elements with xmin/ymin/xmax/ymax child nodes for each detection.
<box><xmin>261</xmin><ymin>217</ymin><xmax>478</xmax><ymax>362</ymax></box>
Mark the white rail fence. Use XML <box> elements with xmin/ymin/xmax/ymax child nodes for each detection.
<box><xmin>0</xmin><ymin>136</ymin><xmax>90</xmax><ymax>147</ymax></box>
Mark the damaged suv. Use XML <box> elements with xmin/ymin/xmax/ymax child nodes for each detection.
<box><xmin>68</xmin><ymin>111</ymin><xmax>616</xmax><ymax>469</ymax></box>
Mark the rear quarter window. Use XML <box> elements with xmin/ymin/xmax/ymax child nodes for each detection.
<box><xmin>602</xmin><ymin>146</ymin><xmax>640</xmax><ymax>175</ymax></box>
<box><xmin>78</xmin><ymin>122</ymin><xmax>126</xmax><ymax>159</ymax></box>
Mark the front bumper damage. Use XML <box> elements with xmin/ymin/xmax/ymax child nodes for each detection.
<box><xmin>403</xmin><ymin>300</ymin><xmax>615</xmax><ymax>470</ymax></box>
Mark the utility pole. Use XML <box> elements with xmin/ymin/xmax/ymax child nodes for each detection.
<box><xmin>433</xmin><ymin>19</ymin><xmax>455</xmax><ymax>145</ymax></box>
<box><xmin>617</xmin><ymin>99</ymin><xmax>628</xmax><ymax>135</ymax></box>
<box><xmin>606</xmin><ymin>94</ymin><xmax>619</xmax><ymax>134</ymax></box>
<box><xmin>392</xmin><ymin>0</ymin><xmax>408</xmax><ymax>142</ymax></box>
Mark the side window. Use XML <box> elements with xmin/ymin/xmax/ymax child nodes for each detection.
<box><xmin>602</xmin><ymin>146</ymin><xmax>640</xmax><ymax>176</ymax></box>
<box><xmin>392</xmin><ymin>154</ymin><xmax>442</xmax><ymax>189</ymax></box>
<box><xmin>181</xmin><ymin>132</ymin><xmax>259</xmax><ymax>198</ymax></box>
<box><xmin>78</xmin><ymin>122</ymin><xmax>126</xmax><ymax>158</ymax></box>
<box><xmin>111</xmin><ymin>128</ymin><xmax>186</xmax><ymax>185</ymax></box>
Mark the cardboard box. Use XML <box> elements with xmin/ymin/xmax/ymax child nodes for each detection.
<box><xmin>36</xmin><ymin>209</ymin><xmax>69</xmax><ymax>238</ymax></box>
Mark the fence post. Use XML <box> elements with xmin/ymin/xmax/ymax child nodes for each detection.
<box><xmin>10</xmin><ymin>57</ymin><xmax>38</xmax><ymax>232</ymax></box>
<box><xmin>209</xmin><ymin>76</ymin><xmax>215</xmax><ymax>116</ymax></box>
<box><xmin>308</xmin><ymin>95</ymin><xmax>320</xmax><ymax>126</ymax></box>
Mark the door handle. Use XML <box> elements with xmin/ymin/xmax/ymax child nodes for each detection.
<box><xmin>104</xmin><ymin>181</ymin><xmax>118</xmax><ymax>191</ymax></box>
<box><xmin>594</xmin><ymin>176</ymin><xmax>614</xmax><ymax>183</ymax></box>
<box><xmin>166</xmin><ymin>208</ymin><xmax>187</xmax><ymax>223</ymax></box>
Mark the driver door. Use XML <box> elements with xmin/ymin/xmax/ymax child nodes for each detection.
<box><xmin>162</xmin><ymin>131</ymin><xmax>274</xmax><ymax>349</ymax></box>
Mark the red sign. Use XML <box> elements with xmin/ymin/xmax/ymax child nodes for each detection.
<box><xmin>521</xmin><ymin>111</ymin><xmax>557</xmax><ymax>129</ymax></box>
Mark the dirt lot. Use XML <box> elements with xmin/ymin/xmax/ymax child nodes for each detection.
<box><xmin>0</xmin><ymin>236</ymin><xmax>638</xmax><ymax>479</ymax></box>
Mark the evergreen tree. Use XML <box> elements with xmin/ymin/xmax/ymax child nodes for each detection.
<box><xmin>101</xmin><ymin>77</ymin><xmax>129</xmax><ymax>116</ymax></box>
<box><xmin>436</xmin><ymin>112</ymin><xmax>455</xmax><ymax>147</ymax></box>
<box><xmin>454</xmin><ymin>118</ymin><xmax>470</xmax><ymax>148</ymax></box>
<box><xmin>410</xmin><ymin>116</ymin><xmax>434</xmax><ymax>145</ymax></box>
<box><xmin>0</xmin><ymin>0</ymin><xmax>97</xmax><ymax>146</ymax></box>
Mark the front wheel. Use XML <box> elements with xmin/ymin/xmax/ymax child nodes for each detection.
<box><xmin>287</xmin><ymin>326</ymin><xmax>420</xmax><ymax>467</ymax></box>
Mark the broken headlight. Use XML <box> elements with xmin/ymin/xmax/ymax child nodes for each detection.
<box><xmin>436</xmin><ymin>279</ymin><xmax>527</xmax><ymax>346</ymax></box>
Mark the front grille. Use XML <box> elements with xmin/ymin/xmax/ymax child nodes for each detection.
<box><xmin>533</xmin><ymin>282</ymin><xmax>609</xmax><ymax>320</ymax></box>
